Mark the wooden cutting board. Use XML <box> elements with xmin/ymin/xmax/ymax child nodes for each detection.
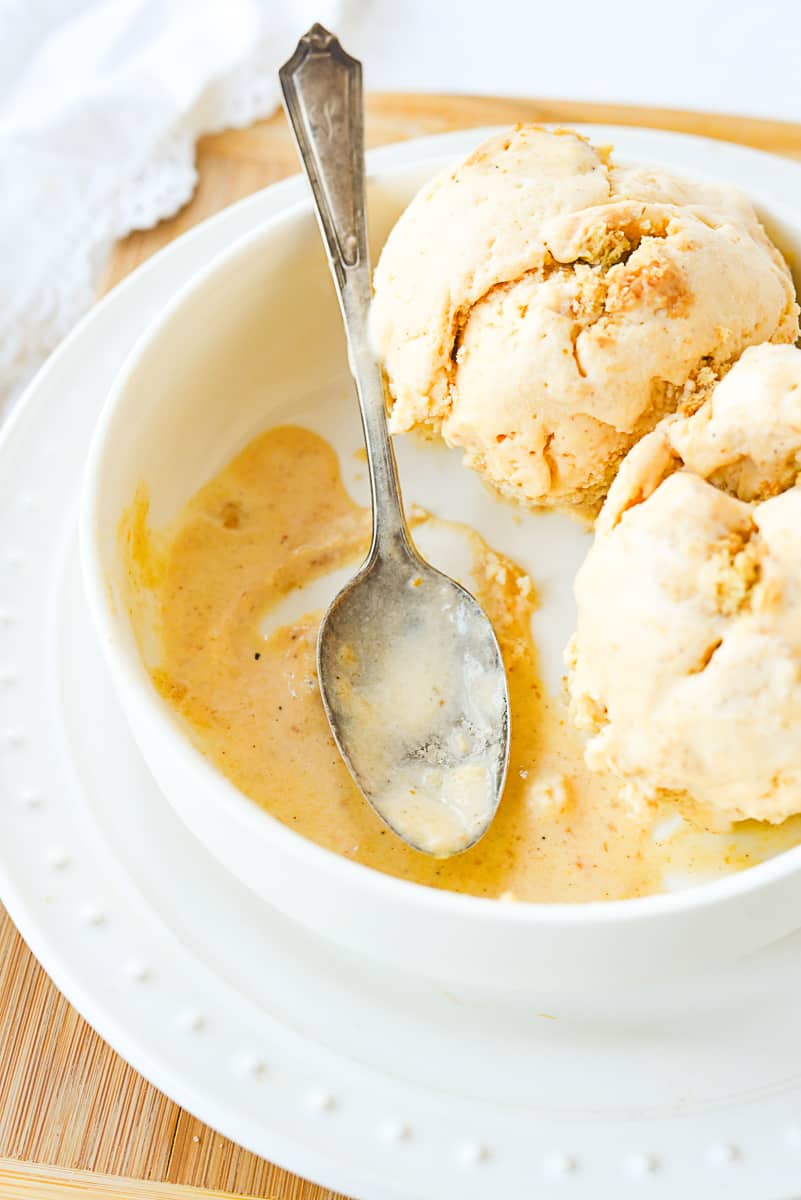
<box><xmin>1</xmin><ymin>93</ymin><xmax>801</xmax><ymax>1200</ymax></box>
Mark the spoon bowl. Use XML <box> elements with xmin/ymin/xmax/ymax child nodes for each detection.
<box><xmin>318</xmin><ymin>545</ymin><xmax>509</xmax><ymax>856</ymax></box>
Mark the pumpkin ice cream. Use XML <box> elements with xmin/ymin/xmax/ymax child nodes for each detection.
<box><xmin>567</xmin><ymin>343</ymin><xmax>801</xmax><ymax>825</ymax></box>
<box><xmin>371</xmin><ymin>126</ymin><xmax>798</xmax><ymax>515</ymax></box>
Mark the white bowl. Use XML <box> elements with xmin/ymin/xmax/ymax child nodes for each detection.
<box><xmin>82</xmin><ymin>128</ymin><xmax>801</xmax><ymax>995</ymax></box>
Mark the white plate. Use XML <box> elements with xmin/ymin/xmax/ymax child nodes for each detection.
<box><xmin>3</xmin><ymin>128</ymin><xmax>801</xmax><ymax>1200</ymax></box>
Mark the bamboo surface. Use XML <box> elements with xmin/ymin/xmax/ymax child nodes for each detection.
<box><xmin>2</xmin><ymin>93</ymin><xmax>801</xmax><ymax>1200</ymax></box>
<box><xmin>0</xmin><ymin>1158</ymin><xmax>258</xmax><ymax>1199</ymax></box>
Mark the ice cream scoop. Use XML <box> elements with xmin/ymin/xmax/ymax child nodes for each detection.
<box><xmin>280</xmin><ymin>27</ymin><xmax>510</xmax><ymax>856</ymax></box>
<box><xmin>371</xmin><ymin>126</ymin><xmax>798</xmax><ymax>516</ymax></box>
<box><xmin>567</xmin><ymin>343</ymin><xmax>801</xmax><ymax>825</ymax></box>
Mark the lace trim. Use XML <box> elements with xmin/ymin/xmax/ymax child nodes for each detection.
<box><xmin>1</xmin><ymin>60</ymin><xmax>284</xmax><ymax>408</ymax></box>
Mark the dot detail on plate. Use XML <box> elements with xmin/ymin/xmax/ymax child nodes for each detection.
<box><xmin>123</xmin><ymin>960</ymin><xmax>151</xmax><ymax>983</ymax></box>
<box><xmin>236</xmin><ymin>1054</ymin><xmax>267</xmax><ymax>1080</ymax></box>
<box><xmin>46</xmin><ymin>848</ymin><xmax>70</xmax><ymax>870</ymax></box>
<box><xmin>456</xmin><ymin>1142</ymin><xmax>490</xmax><ymax>1167</ymax></box>
<box><xmin>0</xmin><ymin>669</ymin><xmax>16</xmax><ymax>687</ymax></box>
<box><xmin>178</xmin><ymin>1009</ymin><xmax>205</xmax><ymax>1033</ymax></box>
<box><xmin>0</xmin><ymin>611</ymin><xmax>16</xmax><ymax>628</ymax></box>
<box><xmin>706</xmin><ymin>1143</ymin><xmax>740</xmax><ymax>1167</ymax></box>
<box><xmin>626</xmin><ymin>1153</ymin><xmax>658</xmax><ymax>1176</ymax></box>
<box><xmin>379</xmin><ymin>1120</ymin><xmax>412</xmax><ymax>1145</ymax></box>
<box><xmin>543</xmin><ymin>1153</ymin><xmax>578</xmax><ymax>1177</ymax></box>
<box><xmin>20</xmin><ymin>790</ymin><xmax>43</xmax><ymax>810</ymax></box>
<box><xmin>306</xmin><ymin>1087</ymin><xmax>336</xmax><ymax>1113</ymax></box>
<box><xmin>5</xmin><ymin>728</ymin><xmax>25</xmax><ymax>748</ymax></box>
<box><xmin>80</xmin><ymin>905</ymin><xmax>105</xmax><ymax>927</ymax></box>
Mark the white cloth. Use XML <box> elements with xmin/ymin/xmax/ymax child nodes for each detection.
<box><xmin>0</xmin><ymin>0</ymin><xmax>341</xmax><ymax>406</ymax></box>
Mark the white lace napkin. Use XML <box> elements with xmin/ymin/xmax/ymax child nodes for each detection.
<box><xmin>0</xmin><ymin>0</ymin><xmax>342</xmax><ymax>408</ymax></box>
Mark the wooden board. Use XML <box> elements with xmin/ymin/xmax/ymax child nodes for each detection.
<box><xmin>2</xmin><ymin>92</ymin><xmax>801</xmax><ymax>1200</ymax></box>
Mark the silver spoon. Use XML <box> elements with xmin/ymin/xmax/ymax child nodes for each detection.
<box><xmin>280</xmin><ymin>26</ymin><xmax>510</xmax><ymax>857</ymax></box>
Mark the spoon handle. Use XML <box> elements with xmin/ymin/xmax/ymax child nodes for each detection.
<box><xmin>280</xmin><ymin>25</ymin><xmax>411</xmax><ymax>558</ymax></box>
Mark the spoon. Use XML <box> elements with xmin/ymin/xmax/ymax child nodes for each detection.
<box><xmin>279</xmin><ymin>26</ymin><xmax>510</xmax><ymax>857</ymax></box>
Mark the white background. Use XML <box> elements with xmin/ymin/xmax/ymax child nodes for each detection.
<box><xmin>345</xmin><ymin>0</ymin><xmax>801</xmax><ymax>121</ymax></box>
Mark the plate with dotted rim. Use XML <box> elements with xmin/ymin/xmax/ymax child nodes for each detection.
<box><xmin>4</xmin><ymin>128</ymin><xmax>801</xmax><ymax>1200</ymax></box>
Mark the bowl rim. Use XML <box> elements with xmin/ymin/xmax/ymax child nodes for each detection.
<box><xmin>80</xmin><ymin>132</ymin><xmax>801</xmax><ymax>931</ymax></box>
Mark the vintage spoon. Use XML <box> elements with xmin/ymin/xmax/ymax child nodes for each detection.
<box><xmin>280</xmin><ymin>26</ymin><xmax>509</xmax><ymax>856</ymax></box>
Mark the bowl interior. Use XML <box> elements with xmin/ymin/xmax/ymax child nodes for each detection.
<box><xmin>87</xmin><ymin>143</ymin><xmax>801</xmax><ymax>907</ymax></box>
<box><xmin>92</xmin><ymin>159</ymin><xmax>595</xmax><ymax>700</ymax></box>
